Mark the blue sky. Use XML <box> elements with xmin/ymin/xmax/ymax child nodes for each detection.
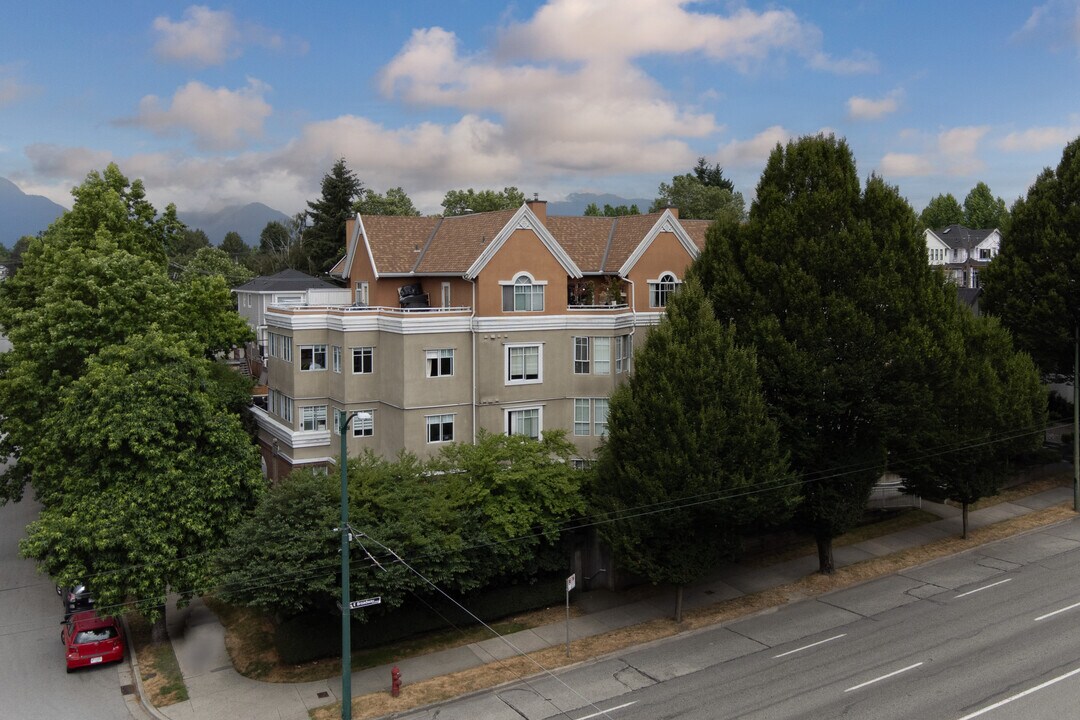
<box><xmin>1</xmin><ymin>1</ymin><xmax>1079</xmax><ymax>218</ymax></box>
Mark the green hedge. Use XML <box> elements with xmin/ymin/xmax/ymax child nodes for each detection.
<box><xmin>275</xmin><ymin>576</ymin><xmax>564</xmax><ymax>665</ymax></box>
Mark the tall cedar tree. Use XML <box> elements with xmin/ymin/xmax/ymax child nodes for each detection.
<box><xmin>982</xmin><ymin>136</ymin><xmax>1080</xmax><ymax>376</ymax></box>
<box><xmin>694</xmin><ymin>135</ymin><xmax>953</xmax><ymax>573</ymax></box>
<box><xmin>593</xmin><ymin>279</ymin><xmax>796</xmax><ymax>620</ymax></box>
<box><xmin>305</xmin><ymin>158</ymin><xmax>362</xmax><ymax>271</ymax></box>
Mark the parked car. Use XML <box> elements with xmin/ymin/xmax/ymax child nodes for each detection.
<box><xmin>56</xmin><ymin>583</ymin><xmax>94</xmax><ymax>618</ymax></box>
<box><xmin>60</xmin><ymin>610</ymin><xmax>124</xmax><ymax>673</ymax></box>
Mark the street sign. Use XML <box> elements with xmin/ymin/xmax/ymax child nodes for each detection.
<box><xmin>349</xmin><ymin>596</ymin><xmax>381</xmax><ymax>610</ymax></box>
<box><xmin>566</xmin><ymin>573</ymin><xmax>576</xmax><ymax>592</ymax></box>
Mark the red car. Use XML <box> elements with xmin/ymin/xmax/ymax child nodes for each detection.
<box><xmin>61</xmin><ymin>610</ymin><xmax>124</xmax><ymax>672</ymax></box>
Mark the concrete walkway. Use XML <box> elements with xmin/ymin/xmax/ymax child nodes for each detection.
<box><xmin>145</xmin><ymin>484</ymin><xmax>1077</xmax><ymax>720</ymax></box>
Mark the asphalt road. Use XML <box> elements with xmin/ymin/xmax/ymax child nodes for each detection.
<box><xmin>0</xmin><ymin>468</ymin><xmax>135</xmax><ymax>720</ymax></box>
<box><xmin>396</xmin><ymin>518</ymin><xmax>1080</xmax><ymax>720</ymax></box>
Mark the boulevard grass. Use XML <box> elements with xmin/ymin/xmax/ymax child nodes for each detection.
<box><xmin>127</xmin><ymin>612</ymin><xmax>188</xmax><ymax>707</ymax></box>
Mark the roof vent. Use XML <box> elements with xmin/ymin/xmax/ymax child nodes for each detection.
<box><xmin>413</xmin><ymin>243</ymin><xmax>420</xmax><ymax>252</ymax></box>
<box><xmin>481</xmin><ymin>233</ymin><xmax>486</xmax><ymax>244</ymax></box>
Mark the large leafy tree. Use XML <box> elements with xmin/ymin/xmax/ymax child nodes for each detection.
<box><xmin>593</xmin><ymin>279</ymin><xmax>795</xmax><ymax>619</ymax></box>
<box><xmin>963</xmin><ymin>181</ymin><xmax>1010</xmax><ymax>231</ymax></box>
<box><xmin>305</xmin><ymin>158</ymin><xmax>363</xmax><ymax>271</ymax></box>
<box><xmin>650</xmin><ymin>164</ymin><xmax>745</xmax><ymax>223</ymax></box>
<box><xmin>696</xmin><ymin>135</ymin><xmax>956</xmax><ymax>573</ymax></box>
<box><xmin>20</xmin><ymin>329</ymin><xmax>263</xmax><ymax>635</ymax></box>
<box><xmin>982</xmin><ymin>137</ymin><xmax>1080</xmax><ymax>376</ymax></box>
<box><xmin>354</xmin><ymin>187</ymin><xmax>420</xmax><ymax>216</ymax></box>
<box><xmin>221</xmin><ymin>231</ymin><xmax>250</xmax><ymax>259</ymax></box>
<box><xmin>180</xmin><ymin>246</ymin><xmax>255</xmax><ymax>288</ymax></box>
<box><xmin>919</xmin><ymin>193</ymin><xmax>964</xmax><ymax>229</ymax></box>
<box><xmin>441</xmin><ymin>186</ymin><xmax>524</xmax><ymax>216</ymax></box>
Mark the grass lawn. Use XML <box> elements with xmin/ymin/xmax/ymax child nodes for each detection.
<box><xmin>127</xmin><ymin>612</ymin><xmax>188</xmax><ymax>707</ymax></box>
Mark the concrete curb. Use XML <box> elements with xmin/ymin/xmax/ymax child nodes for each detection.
<box><xmin>120</xmin><ymin>615</ymin><xmax>172</xmax><ymax>720</ymax></box>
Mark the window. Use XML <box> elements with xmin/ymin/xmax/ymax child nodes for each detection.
<box><xmin>441</xmin><ymin>282</ymin><xmax>451</xmax><ymax>308</ymax></box>
<box><xmin>300</xmin><ymin>405</ymin><xmax>327</xmax><ymax>432</ymax></box>
<box><xmin>355</xmin><ymin>281</ymin><xmax>369</xmax><ymax>306</ymax></box>
<box><xmin>426</xmin><ymin>349</ymin><xmax>454</xmax><ymax>378</ymax></box>
<box><xmin>300</xmin><ymin>345</ymin><xmax>327</xmax><ymax>371</ymax></box>
<box><xmin>502</xmin><ymin>274</ymin><xmax>545</xmax><ymax>312</ymax></box>
<box><xmin>352</xmin><ymin>412</ymin><xmax>373</xmax><ymax>437</ymax></box>
<box><xmin>507</xmin><ymin>344</ymin><xmax>542</xmax><ymax>384</ymax></box>
<box><xmin>571</xmin><ymin>459</ymin><xmax>593</xmax><ymax>470</ymax></box>
<box><xmin>332</xmin><ymin>346</ymin><xmax>341</xmax><ymax>373</ymax></box>
<box><xmin>649</xmin><ymin>273</ymin><xmax>678</xmax><ymax>308</ymax></box>
<box><xmin>352</xmin><ymin>347</ymin><xmax>374</xmax><ymax>374</ymax></box>
<box><xmin>274</xmin><ymin>293</ymin><xmax>304</xmax><ymax>305</ymax></box>
<box><xmin>593</xmin><ymin>398</ymin><xmax>609</xmax><ymax>436</ymax></box>
<box><xmin>507</xmin><ymin>408</ymin><xmax>541</xmax><ymax>439</ymax></box>
<box><xmin>615</xmin><ymin>334</ymin><xmax>632</xmax><ymax>373</ymax></box>
<box><xmin>574</xmin><ymin>399</ymin><xmax>591</xmax><ymax>436</ymax></box>
<box><xmin>980</xmin><ymin>248</ymin><xmax>991</xmax><ymax>259</ymax></box>
<box><xmin>268</xmin><ymin>389</ymin><xmax>293</xmax><ymax>423</ymax></box>
<box><xmin>333</xmin><ymin>408</ymin><xmax>342</xmax><ymax>435</ymax></box>
<box><xmin>573</xmin><ymin>337</ymin><xmax>590</xmax><ymax>374</ymax></box>
<box><xmin>593</xmin><ymin>337</ymin><xmax>610</xmax><ymax>375</ymax></box>
<box><xmin>281</xmin><ymin>335</ymin><xmax>292</xmax><ymax>362</ymax></box>
<box><xmin>426</xmin><ymin>414</ymin><xmax>454</xmax><ymax>443</ymax></box>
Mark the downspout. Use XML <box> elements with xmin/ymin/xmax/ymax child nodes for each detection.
<box><xmin>624</xmin><ymin>277</ymin><xmax>637</xmax><ymax>383</ymax></box>
<box><xmin>470</xmin><ymin>278</ymin><xmax>478</xmax><ymax>445</ymax></box>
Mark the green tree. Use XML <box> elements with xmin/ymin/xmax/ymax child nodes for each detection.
<box><xmin>982</xmin><ymin>137</ymin><xmax>1080</xmax><ymax>376</ymax></box>
<box><xmin>180</xmin><ymin>246</ymin><xmax>255</xmax><ymax>288</ymax></box>
<box><xmin>305</xmin><ymin>158</ymin><xmax>362</xmax><ymax>271</ymax></box>
<box><xmin>259</xmin><ymin>220</ymin><xmax>291</xmax><ymax>255</ymax></box>
<box><xmin>919</xmin><ymin>193</ymin><xmax>964</xmax><ymax>229</ymax></box>
<box><xmin>592</xmin><ymin>280</ymin><xmax>795</xmax><ymax>619</ymax></box>
<box><xmin>696</xmin><ymin>135</ymin><xmax>949</xmax><ymax>573</ymax></box>
<box><xmin>650</xmin><ymin>173</ymin><xmax>746</xmax><ymax>223</ymax></box>
<box><xmin>168</xmin><ymin>228</ymin><xmax>211</xmax><ymax>260</ymax></box>
<box><xmin>902</xmin><ymin>311</ymin><xmax>1045</xmax><ymax>537</ymax></box>
<box><xmin>963</xmin><ymin>181</ymin><xmax>1010</xmax><ymax>230</ymax></box>
<box><xmin>441</xmin><ymin>187</ymin><xmax>525</xmax><ymax>216</ymax></box>
<box><xmin>692</xmin><ymin>157</ymin><xmax>735</xmax><ymax>191</ymax></box>
<box><xmin>220</xmin><ymin>231</ymin><xmax>249</xmax><ymax>259</ymax></box>
<box><xmin>354</xmin><ymin>187</ymin><xmax>420</xmax><ymax>216</ymax></box>
<box><xmin>20</xmin><ymin>328</ymin><xmax>263</xmax><ymax>636</ymax></box>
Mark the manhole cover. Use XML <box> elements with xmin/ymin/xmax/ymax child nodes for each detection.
<box><xmin>120</xmin><ymin>684</ymin><xmax>135</xmax><ymax>696</ymax></box>
<box><xmin>317</xmin><ymin>691</ymin><xmax>330</xmax><ymax>699</ymax></box>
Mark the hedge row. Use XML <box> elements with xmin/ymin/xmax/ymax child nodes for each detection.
<box><xmin>275</xmin><ymin>575</ymin><xmax>565</xmax><ymax>664</ymax></box>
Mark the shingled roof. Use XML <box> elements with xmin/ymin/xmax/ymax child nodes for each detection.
<box><xmin>932</xmin><ymin>225</ymin><xmax>996</xmax><ymax>250</ymax></box>
<box><xmin>234</xmin><ymin>269</ymin><xmax>338</xmax><ymax>292</ymax></box>
<box><xmin>354</xmin><ymin>205</ymin><xmax>707</xmax><ymax>277</ymax></box>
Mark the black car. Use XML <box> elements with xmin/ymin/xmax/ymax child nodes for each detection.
<box><xmin>57</xmin><ymin>583</ymin><xmax>94</xmax><ymax>618</ymax></box>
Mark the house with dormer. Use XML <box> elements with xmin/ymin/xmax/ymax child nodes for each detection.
<box><xmin>252</xmin><ymin>199</ymin><xmax>709</xmax><ymax>479</ymax></box>
<box><xmin>925</xmin><ymin>224</ymin><xmax>1001</xmax><ymax>288</ymax></box>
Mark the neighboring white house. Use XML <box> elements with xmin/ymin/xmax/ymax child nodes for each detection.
<box><xmin>232</xmin><ymin>269</ymin><xmax>350</xmax><ymax>360</ymax></box>
<box><xmin>925</xmin><ymin>224</ymin><xmax>1001</xmax><ymax>289</ymax></box>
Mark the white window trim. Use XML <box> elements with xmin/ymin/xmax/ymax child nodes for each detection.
<box><xmin>499</xmin><ymin>272</ymin><xmax>547</xmax><ymax>312</ymax></box>
<box><xmin>299</xmin><ymin>344</ymin><xmax>327</xmax><ymax>372</ymax></box>
<box><xmin>441</xmin><ymin>282</ymin><xmax>451</xmax><ymax>308</ymax></box>
<box><xmin>299</xmin><ymin>405</ymin><xmax>328</xmax><ymax>432</ymax></box>
<box><xmin>351</xmin><ymin>346</ymin><xmax>374</xmax><ymax>374</ymax></box>
<box><xmin>426</xmin><ymin>348</ymin><xmax>455</xmax><ymax>378</ymax></box>
<box><xmin>352</xmin><ymin>411</ymin><xmax>374</xmax><ymax>437</ymax></box>
<box><xmin>354</xmin><ymin>281</ymin><xmax>369</xmax><ymax>306</ymax></box>
<box><xmin>574</xmin><ymin>398</ymin><xmax>591</xmax><ymax>436</ymax></box>
<box><xmin>505</xmin><ymin>406</ymin><xmax>543</xmax><ymax>439</ymax></box>
<box><xmin>648</xmin><ymin>271</ymin><xmax>681</xmax><ymax>308</ymax></box>
<box><xmin>332</xmin><ymin>345</ymin><xmax>341</xmax><ymax>373</ymax></box>
<box><xmin>505</xmin><ymin>342</ymin><xmax>543</xmax><ymax>385</ymax></box>
<box><xmin>425</xmin><ymin>413</ymin><xmax>455</xmax><ymax>444</ymax></box>
<box><xmin>573</xmin><ymin>337</ymin><xmax>590</xmax><ymax>374</ymax></box>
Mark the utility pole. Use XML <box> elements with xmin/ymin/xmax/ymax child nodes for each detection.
<box><xmin>340</xmin><ymin>409</ymin><xmax>353</xmax><ymax>720</ymax></box>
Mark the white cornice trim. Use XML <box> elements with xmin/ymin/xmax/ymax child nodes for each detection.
<box><xmin>342</xmin><ymin>215</ymin><xmax>379</xmax><ymax>281</ymax></box>
<box><xmin>465</xmin><ymin>205</ymin><xmax>583</xmax><ymax>280</ymax></box>
<box><xmin>618</xmin><ymin>210</ymin><xmax>699</xmax><ymax>276</ymax></box>
<box><xmin>266</xmin><ymin>310</ymin><xmax>475</xmax><ymax>334</ymax></box>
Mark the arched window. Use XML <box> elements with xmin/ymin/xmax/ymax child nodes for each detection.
<box><xmin>649</xmin><ymin>273</ymin><xmax>678</xmax><ymax>308</ymax></box>
<box><xmin>501</xmin><ymin>273</ymin><xmax>545</xmax><ymax>312</ymax></box>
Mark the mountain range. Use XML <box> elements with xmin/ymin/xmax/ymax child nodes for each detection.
<box><xmin>0</xmin><ymin>177</ymin><xmax>66</xmax><ymax>247</ymax></box>
<box><xmin>547</xmin><ymin>192</ymin><xmax>654</xmax><ymax>216</ymax></box>
<box><xmin>177</xmin><ymin>203</ymin><xmax>290</xmax><ymax>247</ymax></box>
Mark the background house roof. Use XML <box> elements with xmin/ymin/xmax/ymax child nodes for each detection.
<box><xmin>931</xmin><ymin>224</ymin><xmax>996</xmax><ymax>250</ymax></box>
<box><xmin>234</xmin><ymin>269</ymin><xmax>339</xmax><ymax>292</ymax></box>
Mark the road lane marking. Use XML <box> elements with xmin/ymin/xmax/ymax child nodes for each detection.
<box><xmin>773</xmin><ymin>634</ymin><xmax>847</xmax><ymax>658</ymax></box>
<box><xmin>843</xmin><ymin>662</ymin><xmax>923</xmax><ymax>693</ymax></box>
<box><xmin>577</xmin><ymin>701</ymin><xmax>637</xmax><ymax>719</ymax></box>
<box><xmin>1034</xmin><ymin>600</ymin><xmax>1080</xmax><ymax>622</ymax></box>
<box><xmin>955</xmin><ymin>664</ymin><xmax>1080</xmax><ymax>720</ymax></box>
<box><xmin>954</xmin><ymin>578</ymin><xmax>1012</xmax><ymax>598</ymax></box>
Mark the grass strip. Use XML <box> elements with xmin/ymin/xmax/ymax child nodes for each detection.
<box><xmin>127</xmin><ymin>612</ymin><xmax>189</xmax><ymax>707</ymax></box>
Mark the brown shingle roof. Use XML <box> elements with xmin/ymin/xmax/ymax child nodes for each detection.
<box><xmin>679</xmin><ymin>219</ymin><xmax>711</xmax><ymax>252</ymax></box>
<box><xmin>361</xmin><ymin>216</ymin><xmax>441</xmax><ymax>274</ymax></box>
<box><xmin>603</xmin><ymin>213</ymin><xmax>667</xmax><ymax>272</ymax></box>
<box><xmin>415</xmin><ymin>209</ymin><xmax>518</xmax><ymax>274</ymax></box>
<box><xmin>544</xmin><ymin>216</ymin><xmax>616</xmax><ymax>273</ymax></box>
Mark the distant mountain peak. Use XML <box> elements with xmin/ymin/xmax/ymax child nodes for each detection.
<box><xmin>0</xmin><ymin>177</ymin><xmax>67</xmax><ymax>246</ymax></box>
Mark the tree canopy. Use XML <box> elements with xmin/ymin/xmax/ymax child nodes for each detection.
<box><xmin>304</xmin><ymin>158</ymin><xmax>362</xmax><ymax>271</ymax></box>
<box><xmin>221</xmin><ymin>231</ymin><xmax>250</xmax><ymax>259</ymax></box>
<box><xmin>179</xmin><ymin>246</ymin><xmax>255</xmax><ymax>288</ymax></box>
<box><xmin>592</xmin><ymin>278</ymin><xmax>795</xmax><ymax>619</ymax></box>
<box><xmin>919</xmin><ymin>193</ymin><xmax>964</xmax><ymax>229</ymax></box>
<box><xmin>355</xmin><ymin>187</ymin><xmax>420</xmax><ymax>216</ymax></box>
<box><xmin>441</xmin><ymin>187</ymin><xmax>524</xmax><ymax>216</ymax></box>
<box><xmin>584</xmin><ymin>203</ymin><xmax>640</xmax><ymax>217</ymax></box>
<box><xmin>982</xmin><ymin>137</ymin><xmax>1080</xmax><ymax>375</ymax></box>
<box><xmin>649</xmin><ymin>167</ymin><xmax>745</xmax><ymax>223</ymax></box>
<box><xmin>963</xmin><ymin>181</ymin><xmax>1010</xmax><ymax>231</ymax></box>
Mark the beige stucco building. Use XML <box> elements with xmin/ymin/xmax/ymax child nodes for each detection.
<box><xmin>251</xmin><ymin>200</ymin><xmax>708</xmax><ymax>480</ymax></box>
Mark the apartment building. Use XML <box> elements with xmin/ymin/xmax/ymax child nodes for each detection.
<box><xmin>253</xmin><ymin>199</ymin><xmax>709</xmax><ymax>480</ymax></box>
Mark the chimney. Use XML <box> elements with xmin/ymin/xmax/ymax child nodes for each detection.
<box><xmin>525</xmin><ymin>195</ymin><xmax>547</xmax><ymax>226</ymax></box>
<box><xmin>664</xmin><ymin>204</ymin><xmax>679</xmax><ymax>219</ymax></box>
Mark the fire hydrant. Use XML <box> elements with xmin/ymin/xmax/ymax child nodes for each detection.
<box><xmin>391</xmin><ymin>665</ymin><xmax>402</xmax><ymax>697</ymax></box>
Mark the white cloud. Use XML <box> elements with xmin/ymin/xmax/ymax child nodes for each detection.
<box><xmin>123</xmin><ymin>79</ymin><xmax>272</xmax><ymax>151</ymax></box>
<box><xmin>1011</xmin><ymin>0</ymin><xmax>1080</xmax><ymax>54</ymax></box>
<box><xmin>152</xmin><ymin>5</ymin><xmax>304</xmax><ymax>67</ymax></box>
<box><xmin>937</xmin><ymin>126</ymin><xmax>988</xmax><ymax>175</ymax></box>
<box><xmin>0</xmin><ymin>65</ymin><xmax>35</xmax><ymax>108</ymax></box>
<box><xmin>879</xmin><ymin>152</ymin><xmax>935</xmax><ymax>177</ymax></box>
<box><xmin>876</xmin><ymin>126</ymin><xmax>988</xmax><ymax>178</ymax></box>
<box><xmin>998</xmin><ymin>125</ymin><xmax>1080</xmax><ymax>152</ymax></box>
<box><xmin>715</xmin><ymin>126</ymin><xmax>794</xmax><ymax>168</ymax></box>
<box><xmin>847</xmin><ymin>89</ymin><xmax>902</xmax><ymax>120</ymax></box>
<box><xmin>498</xmin><ymin>0</ymin><xmax>875</xmax><ymax>74</ymax></box>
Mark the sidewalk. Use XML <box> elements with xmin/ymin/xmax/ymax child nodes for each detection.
<box><xmin>144</xmin><ymin>483</ymin><xmax>1077</xmax><ymax>720</ymax></box>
